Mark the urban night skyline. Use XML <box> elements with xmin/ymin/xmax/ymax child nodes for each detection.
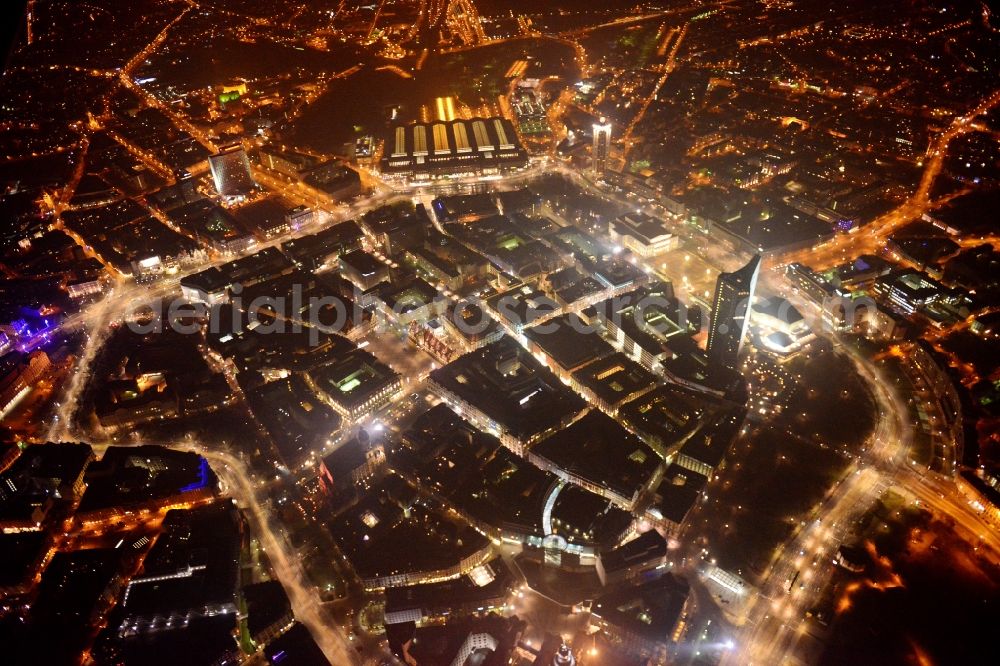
<box><xmin>0</xmin><ymin>2</ymin><xmax>998</xmax><ymax>666</ymax></box>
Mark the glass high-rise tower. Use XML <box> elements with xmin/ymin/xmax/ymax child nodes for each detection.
<box><xmin>592</xmin><ymin>117</ymin><xmax>611</xmax><ymax>176</ymax></box>
<box><xmin>707</xmin><ymin>254</ymin><xmax>761</xmax><ymax>374</ymax></box>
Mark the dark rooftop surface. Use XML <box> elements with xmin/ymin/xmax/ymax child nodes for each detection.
<box><xmin>307</xmin><ymin>349</ymin><xmax>400</xmax><ymax>412</ymax></box>
<box><xmin>651</xmin><ymin>465</ymin><xmax>707</xmax><ymax>525</ymax></box>
<box><xmin>339</xmin><ymin>248</ymin><xmax>387</xmax><ymax>277</ymax></box>
<box><xmin>280</xmin><ymin>221</ymin><xmax>363</xmax><ymax>268</ymax></box>
<box><xmin>119</xmin><ymin>503</ymin><xmax>241</xmax><ymax>624</ymax></box>
<box><xmin>429</xmin><ymin>336</ymin><xmax>587</xmax><ymax>442</ymax></box>
<box><xmin>524</xmin><ymin>313</ymin><xmax>615</xmax><ymax>371</ymax></box>
<box><xmin>247</xmin><ymin>375</ymin><xmax>341</xmax><ymax>467</ymax></box>
<box><xmin>208</xmin><ymin>304</ymin><xmax>356</xmax><ymax>374</ymax></box>
<box><xmin>571</xmin><ymin>352</ymin><xmax>659</xmax><ymax>408</ymax></box>
<box><xmin>384</xmin><ymin>558</ymin><xmax>515</xmax><ymax>616</ymax></box>
<box><xmin>550</xmin><ymin>483</ymin><xmax>635</xmax><ymax>547</ymax></box>
<box><xmin>714</xmin><ymin>202</ymin><xmax>832</xmax><ymax>251</ymax></box>
<box><xmin>20</xmin><ymin>548</ymin><xmax>125</xmax><ymax>663</ymax></box>
<box><xmin>362</xmin><ymin>201</ymin><xmax>432</xmax><ymax>235</ymax></box>
<box><xmin>320</xmin><ymin>436</ymin><xmax>376</xmax><ymax>482</ymax></box>
<box><xmin>619</xmin><ymin>385</ymin><xmax>715</xmax><ymax>454</ymax></box>
<box><xmin>326</xmin><ymin>474</ymin><xmax>488</xmax><ymax>580</ymax></box>
<box><xmin>244</xmin><ymin>580</ymin><xmax>292</xmax><ymax>638</ymax></box>
<box><xmin>265</xmin><ymin>622</ymin><xmax>330</xmax><ymax>666</ymax></box>
<box><xmin>0</xmin><ymin>531</ymin><xmax>48</xmax><ymax>588</ymax></box>
<box><xmin>612</xmin><ymin>211</ymin><xmax>670</xmax><ymax>243</ymax></box>
<box><xmin>531</xmin><ymin>411</ymin><xmax>661</xmax><ymax>505</ymax></box>
<box><xmin>78</xmin><ymin>445</ymin><xmax>216</xmax><ymax>513</ymax></box>
<box><xmin>678</xmin><ymin>408</ymin><xmax>744</xmax><ymax>470</ymax></box>
<box><xmin>0</xmin><ymin>442</ymin><xmax>93</xmax><ymax>522</ymax></box>
<box><xmin>111</xmin><ymin>615</ymin><xmax>238</xmax><ymax>666</ymax></box>
<box><xmin>751</xmin><ymin>296</ymin><xmax>804</xmax><ymax>324</ymax></box>
<box><xmin>592</xmin><ymin>572</ymin><xmax>690</xmax><ymax>645</ymax></box>
<box><xmin>485</xmin><ymin>283</ymin><xmax>559</xmax><ymax>328</ymax></box>
<box><xmin>393</xmin><ymin>404</ymin><xmax>554</xmax><ymax>535</ymax></box>
<box><xmin>599</xmin><ymin>530</ymin><xmax>667</xmax><ymax>575</ymax></box>
<box><xmin>398</xmin><ymin>615</ymin><xmax>525</xmax><ymax>666</ymax></box>
<box><xmin>431</xmin><ymin>192</ymin><xmax>499</xmax><ymax>223</ymax></box>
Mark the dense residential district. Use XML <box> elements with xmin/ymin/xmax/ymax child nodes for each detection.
<box><xmin>1</xmin><ymin>1</ymin><xmax>999</xmax><ymax>665</ymax></box>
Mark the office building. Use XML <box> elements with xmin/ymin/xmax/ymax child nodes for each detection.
<box><xmin>307</xmin><ymin>350</ymin><xmax>402</xmax><ymax>420</ymax></box>
<box><xmin>208</xmin><ymin>144</ymin><xmax>255</xmax><ymax>198</ymax></box>
<box><xmin>590</xmin><ymin>572</ymin><xmax>690</xmax><ymax>658</ymax></box>
<box><xmin>319</xmin><ymin>437</ymin><xmax>386</xmax><ymax>497</ymax></box>
<box><xmin>706</xmin><ymin>255</ymin><xmax>761</xmax><ymax>374</ymax></box>
<box><xmin>428</xmin><ymin>337</ymin><xmax>588</xmax><ymax>455</ymax></box>
<box><xmin>592</xmin><ymin>117</ymin><xmax>611</xmax><ymax>175</ymax></box>
<box><xmin>609</xmin><ymin>211</ymin><xmax>678</xmax><ymax>257</ymax></box>
<box><xmin>339</xmin><ymin>249</ymin><xmax>390</xmax><ymax>292</ymax></box>
<box><xmin>595</xmin><ymin>530</ymin><xmax>667</xmax><ymax>586</ymax></box>
<box><xmin>0</xmin><ymin>350</ymin><xmax>51</xmax><ymax>417</ymax></box>
<box><xmin>528</xmin><ymin>411</ymin><xmax>662</xmax><ymax>511</ymax></box>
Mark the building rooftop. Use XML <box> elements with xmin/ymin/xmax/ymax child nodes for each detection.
<box><xmin>0</xmin><ymin>531</ymin><xmax>48</xmax><ymax>589</ymax></box>
<box><xmin>445</xmin><ymin>300</ymin><xmax>502</xmax><ymax>346</ymax></box>
<box><xmin>572</xmin><ymin>352</ymin><xmax>659</xmax><ymax>408</ymax></box>
<box><xmin>524</xmin><ymin>313</ymin><xmax>615</xmax><ymax>372</ymax></box>
<box><xmin>611</xmin><ymin>211</ymin><xmax>672</xmax><ymax>243</ymax></box>
<box><xmin>0</xmin><ymin>442</ymin><xmax>93</xmax><ymax>522</ymax></box>
<box><xmin>181</xmin><ymin>246</ymin><xmax>293</xmax><ymax>296</ymax></box>
<box><xmin>649</xmin><ymin>464</ymin><xmax>707</xmax><ymax>525</ymax></box>
<box><xmin>393</xmin><ymin>404</ymin><xmax>555</xmax><ymax>536</ymax></box>
<box><xmin>496</xmin><ymin>188</ymin><xmax>540</xmax><ymax>215</ymax></box>
<box><xmin>339</xmin><ymin>248</ymin><xmax>387</xmax><ymax>278</ymax></box>
<box><xmin>232</xmin><ymin>197</ymin><xmax>289</xmax><ymax>237</ymax></box>
<box><xmin>265</xmin><ymin>622</ymin><xmax>328</xmax><ymax>666</ymax></box>
<box><xmin>118</xmin><ymin>503</ymin><xmax>241</xmax><ymax>627</ymax></box>
<box><xmin>110</xmin><ymin>615</ymin><xmax>238</xmax><ymax>666</ymax></box>
<box><xmin>592</xmin><ymin>572</ymin><xmax>690</xmax><ymax>645</ymax></box>
<box><xmin>751</xmin><ymin>296</ymin><xmax>803</xmax><ymax>324</ymax></box>
<box><xmin>320</xmin><ymin>436</ymin><xmax>377</xmax><ymax>484</ymax></box>
<box><xmin>485</xmin><ymin>283</ymin><xmax>559</xmax><ymax>329</ymax></box>
<box><xmin>378</xmin><ymin>278</ymin><xmax>442</xmax><ymax>317</ymax></box>
<box><xmin>549</xmin><ymin>483</ymin><xmax>635</xmax><ymax>547</ymax></box>
<box><xmin>326</xmin><ymin>474</ymin><xmax>488</xmax><ymax>581</ymax></box>
<box><xmin>179</xmin><ymin>265</ymin><xmax>229</xmax><ymax>295</ymax></box>
<box><xmin>22</xmin><ymin>548</ymin><xmax>126</xmax><ymax>663</ymax></box>
<box><xmin>246</xmin><ymin>376</ymin><xmax>341</xmax><ymax>468</ymax></box>
<box><xmin>677</xmin><ymin>408</ymin><xmax>743</xmax><ymax>471</ymax></box>
<box><xmin>384</xmin><ymin>558</ymin><xmax>515</xmax><ymax>619</ymax></box>
<box><xmin>361</xmin><ymin>202</ymin><xmax>431</xmax><ymax>240</ymax></box>
<box><xmin>390</xmin><ymin>615</ymin><xmax>526</xmax><ymax>666</ymax></box>
<box><xmin>208</xmin><ymin>303</ymin><xmax>357</xmax><ymax>374</ymax></box>
<box><xmin>585</xmin><ymin>257</ymin><xmax>647</xmax><ymax>291</ymax></box>
<box><xmin>429</xmin><ymin>337</ymin><xmax>587</xmax><ymax>443</ymax></box>
<box><xmin>280</xmin><ymin>221</ymin><xmax>364</xmax><ymax>269</ymax></box>
<box><xmin>599</xmin><ymin>530</ymin><xmax>667</xmax><ymax>576</ymax></box>
<box><xmin>243</xmin><ymin>580</ymin><xmax>291</xmax><ymax>638</ymax></box>
<box><xmin>431</xmin><ymin>192</ymin><xmax>500</xmax><ymax>224</ymax></box>
<box><xmin>77</xmin><ymin>445</ymin><xmax>216</xmax><ymax>514</ymax></box>
<box><xmin>618</xmin><ymin>385</ymin><xmax>713</xmax><ymax>455</ymax></box>
<box><xmin>381</xmin><ymin>117</ymin><xmax>527</xmax><ymax>177</ymax></box>
<box><xmin>308</xmin><ymin>349</ymin><xmax>400</xmax><ymax>413</ymax></box>
<box><xmin>531</xmin><ymin>411</ymin><xmax>661</xmax><ymax>505</ymax></box>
